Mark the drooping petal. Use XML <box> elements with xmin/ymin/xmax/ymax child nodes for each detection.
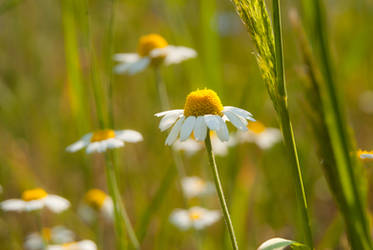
<box><xmin>257</xmin><ymin>238</ymin><xmax>296</xmax><ymax>250</ymax></box>
<box><xmin>159</xmin><ymin>112</ymin><xmax>183</xmax><ymax>131</ymax></box>
<box><xmin>114</xmin><ymin>57</ymin><xmax>150</xmax><ymax>75</ymax></box>
<box><xmin>204</xmin><ymin>115</ymin><xmax>223</xmax><ymax>131</ymax></box>
<box><xmin>223</xmin><ymin>110</ymin><xmax>248</xmax><ymax>131</ymax></box>
<box><xmin>44</xmin><ymin>195</ymin><xmax>70</xmax><ymax>213</ymax></box>
<box><xmin>223</xmin><ymin>106</ymin><xmax>254</xmax><ymax>120</ymax></box>
<box><xmin>165</xmin><ymin>116</ymin><xmax>185</xmax><ymax>146</ymax></box>
<box><xmin>155</xmin><ymin>109</ymin><xmax>184</xmax><ymax>118</ymax></box>
<box><xmin>113</xmin><ymin>53</ymin><xmax>140</xmax><ymax>63</ymax></box>
<box><xmin>159</xmin><ymin>46</ymin><xmax>197</xmax><ymax>65</ymax></box>
<box><xmin>86</xmin><ymin>142</ymin><xmax>101</xmax><ymax>154</ymax></box>
<box><xmin>180</xmin><ymin>116</ymin><xmax>196</xmax><ymax>141</ymax></box>
<box><xmin>0</xmin><ymin>199</ymin><xmax>26</xmax><ymax>212</ymax></box>
<box><xmin>105</xmin><ymin>138</ymin><xmax>125</xmax><ymax>149</ymax></box>
<box><xmin>216</xmin><ymin>120</ymin><xmax>229</xmax><ymax>142</ymax></box>
<box><xmin>115</xmin><ymin>130</ymin><xmax>143</xmax><ymax>142</ymax></box>
<box><xmin>25</xmin><ymin>200</ymin><xmax>45</xmax><ymax>211</ymax></box>
<box><xmin>66</xmin><ymin>133</ymin><xmax>92</xmax><ymax>152</ymax></box>
<box><xmin>194</xmin><ymin>116</ymin><xmax>208</xmax><ymax>141</ymax></box>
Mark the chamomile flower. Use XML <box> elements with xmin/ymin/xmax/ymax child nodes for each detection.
<box><xmin>181</xmin><ymin>177</ymin><xmax>214</xmax><ymax>198</ymax></box>
<box><xmin>155</xmin><ymin>89</ymin><xmax>255</xmax><ymax>146</ymax></box>
<box><xmin>66</xmin><ymin>129</ymin><xmax>143</xmax><ymax>154</ymax></box>
<box><xmin>47</xmin><ymin>240</ymin><xmax>97</xmax><ymax>250</ymax></box>
<box><xmin>357</xmin><ymin>150</ymin><xmax>373</xmax><ymax>161</ymax></box>
<box><xmin>235</xmin><ymin>121</ymin><xmax>281</xmax><ymax>149</ymax></box>
<box><xmin>78</xmin><ymin>189</ymin><xmax>113</xmax><ymax>222</ymax></box>
<box><xmin>114</xmin><ymin>33</ymin><xmax>197</xmax><ymax>75</ymax></box>
<box><xmin>169</xmin><ymin>206</ymin><xmax>220</xmax><ymax>230</ymax></box>
<box><xmin>25</xmin><ymin>226</ymin><xmax>75</xmax><ymax>250</ymax></box>
<box><xmin>0</xmin><ymin>188</ymin><xmax>70</xmax><ymax>213</ymax></box>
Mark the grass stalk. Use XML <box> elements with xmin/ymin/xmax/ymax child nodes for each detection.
<box><xmin>205</xmin><ymin>131</ymin><xmax>238</xmax><ymax>250</ymax></box>
<box><xmin>230</xmin><ymin>0</ymin><xmax>313</xmax><ymax>246</ymax></box>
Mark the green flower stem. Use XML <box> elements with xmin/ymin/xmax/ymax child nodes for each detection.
<box><xmin>154</xmin><ymin>67</ymin><xmax>170</xmax><ymax>111</ymax></box>
<box><xmin>204</xmin><ymin>131</ymin><xmax>238</xmax><ymax>250</ymax></box>
<box><xmin>272</xmin><ymin>0</ymin><xmax>313</xmax><ymax>247</ymax></box>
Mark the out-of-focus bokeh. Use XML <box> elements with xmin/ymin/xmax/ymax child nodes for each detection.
<box><xmin>1</xmin><ymin>0</ymin><xmax>373</xmax><ymax>249</ymax></box>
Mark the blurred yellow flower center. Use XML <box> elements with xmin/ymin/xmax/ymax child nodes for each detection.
<box><xmin>84</xmin><ymin>189</ymin><xmax>107</xmax><ymax>209</ymax></box>
<box><xmin>184</xmin><ymin>89</ymin><xmax>223</xmax><ymax>117</ymax></box>
<box><xmin>91</xmin><ymin>130</ymin><xmax>115</xmax><ymax>143</ymax></box>
<box><xmin>248</xmin><ymin>121</ymin><xmax>265</xmax><ymax>134</ymax></box>
<box><xmin>194</xmin><ymin>180</ymin><xmax>206</xmax><ymax>191</ymax></box>
<box><xmin>22</xmin><ymin>188</ymin><xmax>48</xmax><ymax>201</ymax></box>
<box><xmin>41</xmin><ymin>227</ymin><xmax>52</xmax><ymax>242</ymax></box>
<box><xmin>137</xmin><ymin>34</ymin><xmax>168</xmax><ymax>57</ymax></box>
<box><xmin>62</xmin><ymin>242</ymin><xmax>76</xmax><ymax>248</ymax></box>
<box><xmin>189</xmin><ymin>211</ymin><xmax>202</xmax><ymax>221</ymax></box>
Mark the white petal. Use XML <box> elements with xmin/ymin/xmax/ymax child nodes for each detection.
<box><xmin>115</xmin><ymin>130</ymin><xmax>143</xmax><ymax>142</ymax></box>
<box><xmin>25</xmin><ymin>200</ymin><xmax>45</xmax><ymax>211</ymax></box>
<box><xmin>216</xmin><ymin>120</ymin><xmax>229</xmax><ymax>142</ymax></box>
<box><xmin>193</xmin><ymin>209</ymin><xmax>221</xmax><ymax>230</ymax></box>
<box><xmin>256</xmin><ymin>129</ymin><xmax>282</xmax><ymax>149</ymax></box>
<box><xmin>172</xmin><ymin>139</ymin><xmax>202</xmax><ymax>156</ymax></box>
<box><xmin>223</xmin><ymin>110</ymin><xmax>248</xmax><ymax>131</ymax></box>
<box><xmin>223</xmin><ymin>106</ymin><xmax>254</xmax><ymax>120</ymax></box>
<box><xmin>155</xmin><ymin>109</ymin><xmax>184</xmax><ymax>118</ymax></box>
<box><xmin>169</xmin><ymin>209</ymin><xmax>191</xmax><ymax>230</ymax></box>
<box><xmin>51</xmin><ymin>226</ymin><xmax>75</xmax><ymax>244</ymax></box>
<box><xmin>258</xmin><ymin>237</ymin><xmax>295</xmax><ymax>250</ymax></box>
<box><xmin>180</xmin><ymin>116</ymin><xmax>196</xmax><ymax>141</ymax></box>
<box><xmin>0</xmin><ymin>199</ymin><xmax>26</xmax><ymax>212</ymax></box>
<box><xmin>204</xmin><ymin>115</ymin><xmax>223</xmax><ymax>131</ymax></box>
<box><xmin>113</xmin><ymin>53</ymin><xmax>140</xmax><ymax>63</ymax></box>
<box><xmin>102</xmin><ymin>198</ymin><xmax>114</xmax><ymax>220</ymax></box>
<box><xmin>159</xmin><ymin>112</ymin><xmax>182</xmax><ymax>131</ymax></box>
<box><xmin>181</xmin><ymin>177</ymin><xmax>207</xmax><ymax>198</ymax></box>
<box><xmin>194</xmin><ymin>116</ymin><xmax>207</xmax><ymax>141</ymax></box>
<box><xmin>114</xmin><ymin>57</ymin><xmax>150</xmax><ymax>75</ymax></box>
<box><xmin>106</xmin><ymin>138</ymin><xmax>125</xmax><ymax>149</ymax></box>
<box><xmin>66</xmin><ymin>133</ymin><xmax>92</xmax><ymax>152</ymax></box>
<box><xmin>165</xmin><ymin>116</ymin><xmax>185</xmax><ymax>146</ymax></box>
<box><xmin>86</xmin><ymin>142</ymin><xmax>101</xmax><ymax>154</ymax></box>
<box><xmin>160</xmin><ymin>46</ymin><xmax>197</xmax><ymax>65</ymax></box>
<box><xmin>44</xmin><ymin>195</ymin><xmax>70</xmax><ymax>213</ymax></box>
<box><xmin>211</xmin><ymin>136</ymin><xmax>229</xmax><ymax>156</ymax></box>
<box><xmin>77</xmin><ymin>240</ymin><xmax>97</xmax><ymax>250</ymax></box>
<box><xmin>24</xmin><ymin>233</ymin><xmax>44</xmax><ymax>250</ymax></box>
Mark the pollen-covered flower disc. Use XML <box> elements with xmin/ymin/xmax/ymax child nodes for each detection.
<box><xmin>155</xmin><ymin>88</ymin><xmax>255</xmax><ymax>146</ymax></box>
<box><xmin>66</xmin><ymin>129</ymin><xmax>143</xmax><ymax>154</ymax></box>
<box><xmin>113</xmin><ymin>33</ymin><xmax>197</xmax><ymax>75</ymax></box>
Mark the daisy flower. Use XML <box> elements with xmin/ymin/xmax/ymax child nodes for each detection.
<box><xmin>0</xmin><ymin>188</ymin><xmax>70</xmax><ymax>213</ymax></box>
<box><xmin>181</xmin><ymin>176</ymin><xmax>214</xmax><ymax>199</ymax></box>
<box><xmin>78</xmin><ymin>189</ymin><xmax>113</xmax><ymax>222</ymax></box>
<box><xmin>66</xmin><ymin>129</ymin><xmax>143</xmax><ymax>154</ymax></box>
<box><xmin>235</xmin><ymin>121</ymin><xmax>281</xmax><ymax>149</ymax></box>
<box><xmin>169</xmin><ymin>206</ymin><xmax>220</xmax><ymax>230</ymax></box>
<box><xmin>47</xmin><ymin>240</ymin><xmax>97</xmax><ymax>250</ymax></box>
<box><xmin>25</xmin><ymin>226</ymin><xmax>75</xmax><ymax>250</ymax></box>
<box><xmin>114</xmin><ymin>33</ymin><xmax>197</xmax><ymax>75</ymax></box>
<box><xmin>357</xmin><ymin>150</ymin><xmax>373</xmax><ymax>161</ymax></box>
<box><xmin>155</xmin><ymin>89</ymin><xmax>255</xmax><ymax>146</ymax></box>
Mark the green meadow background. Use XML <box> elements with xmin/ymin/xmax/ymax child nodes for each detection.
<box><xmin>1</xmin><ymin>0</ymin><xmax>373</xmax><ymax>249</ymax></box>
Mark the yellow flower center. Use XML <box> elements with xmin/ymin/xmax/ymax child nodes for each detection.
<box><xmin>84</xmin><ymin>189</ymin><xmax>107</xmax><ymax>210</ymax></box>
<box><xmin>247</xmin><ymin>121</ymin><xmax>266</xmax><ymax>134</ymax></box>
<box><xmin>90</xmin><ymin>130</ymin><xmax>115</xmax><ymax>143</ymax></box>
<box><xmin>137</xmin><ymin>34</ymin><xmax>168</xmax><ymax>57</ymax></box>
<box><xmin>184</xmin><ymin>89</ymin><xmax>224</xmax><ymax>117</ymax></box>
<box><xmin>189</xmin><ymin>211</ymin><xmax>202</xmax><ymax>221</ymax></box>
<box><xmin>22</xmin><ymin>188</ymin><xmax>48</xmax><ymax>201</ymax></box>
<box><xmin>357</xmin><ymin>150</ymin><xmax>373</xmax><ymax>161</ymax></box>
<box><xmin>41</xmin><ymin>227</ymin><xmax>52</xmax><ymax>242</ymax></box>
<box><xmin>62</xmin><ymin>242</ymin><xmax>76</xmax><ymax>248</ymax></box>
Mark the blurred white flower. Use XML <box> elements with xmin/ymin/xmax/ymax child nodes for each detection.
<box><xmin>181</xmin><ymin>177</ymin><xmax>214</xmax><ymax>198</ymax></box>
<box><xmin>0</xmin><ymin>188</ymin><xmax>70</xmax><ymax>213</ymax></box>
<box><xmin>47</xmin><ymin>240</ymin><xmax>97</xmax><ymax>250</ymax></box>
<box><xmin>78</xmin><ymin>189</ymin><xmax>113</xmax><ymax>222</ymax></box>
<box><xmin>24</xmin><ymin>226</ymin><xmax>75</xmax><ymax>250</ymax></box>
<box><xmin>114</xmin><ymin>33</ymin><xmax>197</xmax><ymax>75</ymax></box>
<box><xmin>169</xmin><ymin>206</ymin><xmax>220</xmax><ymax>230</ymax></box>
<box><xmin>235</xmin><ymin>121</ymin><xmax>281</xmax><ymax>149</ymax></box>
<box><xmin>66</xmin><ymin>129</ymin><xmax>143</xmax><ymax>154</ymax></box>
<box><xmin>357</xmin><ymin>149</ymin><xmax>373</xmax><ymax>161</ymax></box>
<box><xmin>155</xmin><ymin>89</ymin><xmax>255</xmax><ymax>146</ymax></box>
<box><xmin>173</xmin><ymin>139</ymin><xmax>203</xmax><ymax>156</ymax></box>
